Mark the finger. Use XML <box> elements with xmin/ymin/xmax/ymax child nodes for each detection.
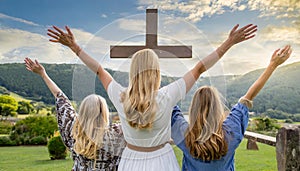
<box><xmin>53</xmin><ymin>25</ymin><xmax>64</xmax><ymax>34</ymax></box>
<box><xmin>244</xmin><ymin>34</ymin><xmax>256</xmax><ymax>40</ymax></box>
<box><xmin>245</xmin><ymin>29</ymin><xmax>257</xmax><ymax>37</ymax></box>
<box><xmin>281</xmin><ymin>45</ymin><xmax>291</xmax><ymax>55</ymax></box>
<box><xmin>230</xmin><ymin>24</ymin><xmax>239</xmax><ymax>35</ymax></box>
<box><xmin>26</xmin><ymin>67</ymin><xmax>33</xmax><ymax>72</ymax></box>
<box><xmin>26</xmin><ymin>58</ymin><xmax>35</xmax><ymax>65</ymax></box>
<box><xmin>49</xmin><ymin>39</ymin><xmax>60</xmax><ymax>43</ymax></box>
<box><xmin>273</xmin><ymin>48</ymin><xmax>280</xmax><ymax>56</ymax></box>
<box><xmin>244</xmin><ymin>25</ymin><xmax>258</xmax><ymax>33</ymax></box>
<box><xmin>47</xmin><ymin>29</ymin><xmax>60</xmax><ymax>37</ymax></box>
<box><xmin>279</xmin><ymin>45</ymin><xmax>289</xmax><ymax>55</ymax></box>
<box><xmin>35</xmin><ymin>60</ymin><xmax>42</xmax><ymax>67</ymax></box>
<box><xmin>47</xmin><ymin>33</ymin><xmax>59</xmax><ymax>40</ymax></box>
<box><xmin>239</xmin><ymin>24</ymin><xmax>253</xmax><ymax>32</ymax></box>
<box><xmin>65</xmin><ymin>26</ymin><xmax>74</xmax><ymax>37</ymax></box>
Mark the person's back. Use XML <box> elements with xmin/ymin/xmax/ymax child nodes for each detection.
<box><xmin>171</xmin><ymin>45</ymin><xmax>292</xmax><ymax>171</ymax></box>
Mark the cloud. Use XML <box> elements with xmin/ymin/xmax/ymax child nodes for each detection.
<box><xmin>137</xmin><ymin>0</ymin><xmax>300</xmax><ymax>23</ymax></box>
<box><xmin>101</xmin><ymin>14</ymin><xmax>107</xmax><ymax>18</ymax></box>
<box><xmin>0</xmin><ymin>13</ymin><xmax>39</xmax><ymax>26</ymax></box>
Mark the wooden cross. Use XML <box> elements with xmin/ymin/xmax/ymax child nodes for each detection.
<box><xmin>110</xmin><ymin>9</ymin><xmax>192</xmax><ymax>58</ymax></box>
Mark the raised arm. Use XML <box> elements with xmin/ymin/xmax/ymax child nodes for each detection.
<box><xmin>24</xmin><ymin>58</ymin><xmax>61</xmax><ymax>97</ymax></box>
<box><xmin>183</xmin><ymin>24</ymin><xmax>257</xmax><ymax>93</ymax></box>
<box><xmin>243</xmin><ymin>45</ymin><xmax>292</xmax><ymax>101</ymax></box>
<box><xmin>47</xmin><ymin>26</ymin><xmax>113</xmax><ymax>91</ymax></box>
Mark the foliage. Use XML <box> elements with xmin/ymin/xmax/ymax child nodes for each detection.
<box><xmin>0</xmin><ymin>121</ymin><xmax>13</xmax><ymax>134</ymax></box>
<box><xmin>0</xmin><ymin>95</ymin><xmax>18</xmax><ymax>117</ymax></box>
<box><xmin>0</xmin><ymin>62</ymin><xmax>300</xmax><ymax>114</ymax></box>
<box><xmin>10</xmin><ymin>115</ymin><xmax>57</xmax><ymax>145</ymax></box>
<box><xmin>47</xmin><ymin>135</ymin><xmax>67</xmax><ymax>160</ymax></box>
<box><xmin>0</xmin><ymin>136</ymin><xmax>16</xmax><ymax>146</ymax></box>
<box><xmin>17</xmin><ymin>100</ymin><xmax>34</xmax><ymax>114</ymax></box>
<box><xmin>30</xmin><ymin>136</ymin><xmax>47</xmax><ymax>145</ymax></box>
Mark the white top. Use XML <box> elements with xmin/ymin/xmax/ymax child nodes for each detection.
<box><xmin>107</xmin><ymin>78</ymin><xmax>186</xmax><ymax>147</ymax></box>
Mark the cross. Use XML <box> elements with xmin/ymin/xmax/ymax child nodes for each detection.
<box><xmin>110</xmin><ymin>9</ymin><xmax>192</xmax><ymax>58</ymax></box>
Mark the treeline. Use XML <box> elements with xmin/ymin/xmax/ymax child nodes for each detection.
<box><xmin>0</xmin><ymin>62</ymin><xmax>300</xmax><ymax>115</ymax></box>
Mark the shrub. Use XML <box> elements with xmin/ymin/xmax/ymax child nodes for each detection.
<box><xmin>0</xmin><ymin>121</ymin><xmax>12</xmax><ymax>134</ymax></box>
<box><xmin>284</xmin><ymin>119</ymin><xmax>293</xmax><ymax>123</ymax></box>
<box><xmin>10</xmin><ymin>115</ymin><xmax>57</xmax><ymax>145</ymax></box>
<box><xmin>47</xmin><ymin>136</ymin><xmax>67</xmax><ymax>160</ymax></box>
<box><xmin>30</xmin><ymin>136</ymin><xmax>47</xmax><ymax>145</ymax></box>
<box><xmin>0</xmin><ymin>136</ymin><xmax>16</xmax><ymax>146</ymax></box>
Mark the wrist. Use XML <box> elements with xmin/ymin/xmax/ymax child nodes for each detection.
<box><xmin>268</xmin><ymin>63</ymin><xmax>278</xmax><ymax>70</ymax></box>
<box><xmin>69</xmin><ymin>43</ymin><xmax>81</xmax><ymax>56</ymax></box>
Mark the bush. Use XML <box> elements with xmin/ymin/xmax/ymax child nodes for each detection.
<box><xmin>10</xmin><ymin>115</ymin><xmax>57</xmax><ymax>145</ymax></box>
<box><xmin>0</xmin><ymin>136</ymin><xmax>16</xmax><ymax>146</ymax></box>
<box><xmin>0</xmin><ymin>121</ymin><xmax>12</xmax><ymax>134</ymax></box>
<box><xmin>285</xmin><ymin>119</ymin><xmax>293</xmax><ymax>123</ymax></box>
<box><xmin>47</xmin><ymin>136</ymin><xmax>67</xmax><ymax>160</ymax></box>
<box><xmin>30</xmin><ymin>136</ymin><xmax>47</xmax><ymax>145</ymax></box>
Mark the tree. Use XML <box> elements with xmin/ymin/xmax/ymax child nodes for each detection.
<box><xmin>0</xmin><ymin>95</ymin><xmax>18</xmax><ymax>117</ymax></box>
<box><xmin>17</xmin><ymin>101</ymin><xmax>34</xmax><ymax>114</ymax></box>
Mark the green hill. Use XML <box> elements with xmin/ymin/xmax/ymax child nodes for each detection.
<box><xmin>0</xmin><ymin>62</ymin><xmax>299</xmax><ymax>114</ymax></box>
<box><xmin>226</xmin><ymin>62</ymin><xmax>300</xmax><ymax>114</ymax></box>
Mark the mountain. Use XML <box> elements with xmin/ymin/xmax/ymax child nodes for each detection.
<box><xmin>0</xmin><ymin>62</ymin><xmax>299</xmax><ymax>114</ymax></box>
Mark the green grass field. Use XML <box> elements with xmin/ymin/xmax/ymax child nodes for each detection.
<box><xmin>0</xmin><ymin>139</ymin><xmax>276</xmax><ymax>171</ymax></box>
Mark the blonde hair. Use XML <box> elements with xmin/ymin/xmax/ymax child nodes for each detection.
<box><xmin>72</xmin><ymin>94</ymin><xmax>109</xmax><ymax>159</ymax></box>
<box><xmin>185</xmin><ymin>86</ymin><xmax>228</xmax><ymax>161</ymax></box>
<box><xmin>121</xmin><ymin>49</ymin><xmax>161</xmax><ymax>129</ymax></box>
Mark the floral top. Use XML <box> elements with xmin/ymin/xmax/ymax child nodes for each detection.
<box><xmin>55</xmin><ymin>92</ymin><xmax>126</xmax><ymax>171</ymax></box>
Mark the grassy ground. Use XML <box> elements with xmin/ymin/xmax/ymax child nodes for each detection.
<box><xmin>0</xmin><ymin>139</ymin><xmax>276</xmax><ymax>171</ymax></box>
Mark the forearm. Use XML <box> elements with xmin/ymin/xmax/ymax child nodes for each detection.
<box><xmin>216</xmin><ymin>38</ymin><xmax>234</xmax><ymax>58</ymax></box>
<box><xmin>41</xmin><ymin>72</ymin><xmax>62</xmax><ymax>97</ymax></box>
<box><xmin>74</xmin><ymin>46</ymin><xmax>113</xmax><ymax>91</ymax></box>
<box><xmin>76</xmin><ymin>49</ymin><xmax>100</xmax><ymax>74</ymax></box>
<box><xmin>183</xmin><ymin>39</ymin><xmax>234</xmax><ymax>92</ymax></box>
<box><xmin>244</xmin><ymin>64</ymin><xmax>277</xmax><ymax>101</ymax></box>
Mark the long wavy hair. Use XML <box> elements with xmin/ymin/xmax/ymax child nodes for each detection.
<box><xmin>72</xmin><ymin>94</ymin><xmax>109</xmax><ymax>159</ymax></box>
<box><xmin>185</xmin><ymin>86</ymin><xmax>228</xmax><ymax>161</ymax></box>
<box><xmin>121</xmin><ymin>49</ymin><xmax>161</xmax><ymax>129</ymax></box>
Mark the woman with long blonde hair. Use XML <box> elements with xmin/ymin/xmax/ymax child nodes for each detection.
<box><xmin>47</xmin><ymin>23</ymin><xmax>257</xmax><ymax>170</ymax></box>
<box><xmin>171</xmin><ymin>45</ymin><xmax>292</xmax><ymax>171</ymax></box>
<box><xmin>24</xmin><ymin>58</ymin><xmax>126</xmax><ymax>170</ymax></box>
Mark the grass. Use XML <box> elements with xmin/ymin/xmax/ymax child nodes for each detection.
<box><xmin>0</xmin><ymin>139</ymin><xmax>276</xmax><ymax>171</ymax></box>
<box><xmin>0</xmin><ymin>146</ymin><xmax>73</xmax><ymax>171</ymax></box>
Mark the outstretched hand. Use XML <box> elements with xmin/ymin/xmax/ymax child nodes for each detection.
<box><xmin>47</xmin><ymin>26</ymin><xmax>81</xmax><ymax>54</ymax></box>
<box><xmin>228</xmin><ymin>24</ymin><xmax>257</xmax><ymax>44</ymax></box>
<box><xmin>24</xmin><ymin>58</ymin><xmax>45</xmax><ymax>76</ymax></box>
<box><xmin>270</xmin><ymin>45</ymin><xmax>292</xmax><ymax>67</ymax></box>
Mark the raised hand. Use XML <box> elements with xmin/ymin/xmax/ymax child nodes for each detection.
<box><xmin>24</xmin><ymin>57</ymin><xmax>45</xmax><ymax>76</ymax></box>
<box><xmin>228</xmin><ymin>24</ymin><xmax>257</xmax><ymax>44</ymax></box>
<box><xmin>270</xmin><ymin>45</ymin><xmax>292</xmax><ymax>67</ymax></box>
<box><xmin>47</xmin><ymin>26</ymin><xmax>81</xmax><ymax>55</ymax></box>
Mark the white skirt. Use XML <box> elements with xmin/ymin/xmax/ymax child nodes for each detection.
<box><xmin>118</xmin><ymin>143</ymin><xmax>180</xmax><ymax>171</ymax></box>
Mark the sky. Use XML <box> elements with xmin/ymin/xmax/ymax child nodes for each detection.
<box><xmin>0</xmin><ymin>0</ymin><xmax>300</xmax><ymax>77</ymax></box>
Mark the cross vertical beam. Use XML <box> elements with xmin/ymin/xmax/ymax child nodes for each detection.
<box><xmin>110</xmin><ymin>9</ymin><xmax>192</xmax><ymax>58</ymax></box>
<box><xmin>146</xmin><ymin>9</ymin><xmax>157</xmax><ymax>48</ymax></box>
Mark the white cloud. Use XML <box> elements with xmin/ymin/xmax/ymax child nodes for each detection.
<box><xmin>137</xmin><ymin>0</ymin><xmax>300</xmax><ymax>23</ymax></box>
<box><xmin>0</xmin><ymin>13</ymin><xmax>39</xmax><ymax>26</ymax></box>
<box><xmin>101</xmin><ymin>14</ymin><xmax>107</xmax><ymax>18</ymax></box>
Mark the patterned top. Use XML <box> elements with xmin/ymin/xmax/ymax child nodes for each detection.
<box><xmin>55</xmin><ymin>92</ymin><xmax>126</xmax><ymax>171</ymax></box>
<box><xmin>171</xmin><ymin>102</ymin><xmax>249</xmax><ymax>171</ymax></box>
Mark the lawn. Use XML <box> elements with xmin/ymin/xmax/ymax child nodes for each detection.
<box><xmin>0</xmin><ymin>139</ymin><xmax>276</xmax><ymax>171</ymax></box>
